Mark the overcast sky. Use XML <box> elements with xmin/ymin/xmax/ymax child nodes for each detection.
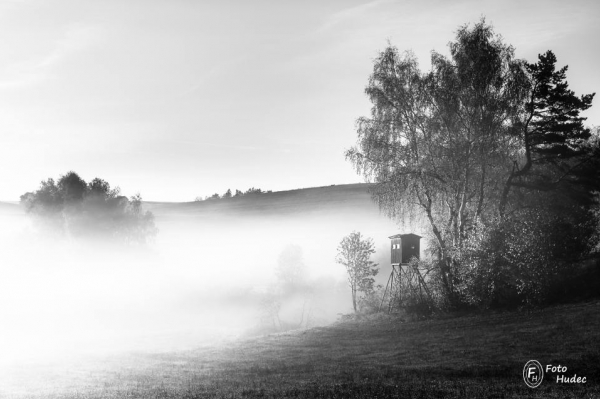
<box><xmin>0</xmin><ymin>0</ymin><xmax>598</xmax><ymax>202</ymax></box>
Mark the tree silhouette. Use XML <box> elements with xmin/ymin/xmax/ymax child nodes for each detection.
<box><xmin>20</xmin><ymin>171</ymin><xmax>157</xmax><ymax>244</ymax></box>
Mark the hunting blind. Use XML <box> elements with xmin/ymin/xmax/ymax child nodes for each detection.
<box><xmin>380</xmin><ymin>233</ymin><xmax>432</xmax><ymax>312</ymax></box>
<box><xmin>390</xmin><ymin>233</ymin><xmax>421</xmax><ymax>265</ymax></box>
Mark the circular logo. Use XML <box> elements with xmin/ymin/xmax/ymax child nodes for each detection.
<box><xmin>523</xmin><ymin>360</ymin><xmax>544</xmax><ymax>388</ymax></box>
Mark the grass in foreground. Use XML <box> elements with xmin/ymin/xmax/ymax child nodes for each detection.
<box><xmin>5</xmin><ymin>300</ymin><xmax>600</xmax><ymax>398</ymax></box>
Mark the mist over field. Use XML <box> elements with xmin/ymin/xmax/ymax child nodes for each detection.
<box><xmin>0</xmin><ymin>184</ymin><xmax>408</xmax><ymax>378</ymax></box>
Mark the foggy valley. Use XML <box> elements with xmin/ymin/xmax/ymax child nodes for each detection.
<box><xmin>0</xmin><ymin>183</ymin><xmax>406</xmax><ymax>395</ymax></box>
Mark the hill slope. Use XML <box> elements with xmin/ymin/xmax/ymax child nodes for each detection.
<box><xmin>144</xmin><ymin>183</ymin><xmax>379</xmax><ymax>219</ymax></box>
<box><xmin>0</xmin><ymin>201</ymin><xmax>22</xmax><ymax>214</ymax></box>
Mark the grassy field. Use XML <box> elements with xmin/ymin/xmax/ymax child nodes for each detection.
<box><xmin>5</xmin><ymin>300</ymin><xmax>599</xmax><ymax>398</ymax></box>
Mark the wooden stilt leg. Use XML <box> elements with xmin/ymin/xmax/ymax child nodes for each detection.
<box><xmin>379</xmin><ymin>270</ymin><xmax>393</xmax><ymax>312</ymax></box>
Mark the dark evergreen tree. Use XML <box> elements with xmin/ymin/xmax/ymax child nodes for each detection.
<box><xmin>499</xmin><ymin>51</ymin><xmax>597</xmax><ymax>215</ymax></box>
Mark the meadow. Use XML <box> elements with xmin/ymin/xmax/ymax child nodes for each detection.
<box><xmin>3</xmin><ymin>299</ymin><xmax>599</xmax><ymax>398</ymax></box>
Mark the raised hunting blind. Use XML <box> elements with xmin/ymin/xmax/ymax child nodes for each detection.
<box><xmin>390</xmin><ymin>233</ymin><xmax>421</xmax><ymax>265</ymax></box>
<box><xmin>380</xmin><ymin>233</ymin><xmax>432</xmax><ymax>312</ymax></box>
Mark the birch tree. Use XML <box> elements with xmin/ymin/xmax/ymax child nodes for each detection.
<box><xmin>346</xmin><ymin>20</ymin><xmax>596</xmax><ymax>305</ymax></box>
<box><xmin>336</xmin><ymin>232</ymin><xmax>379</xmax><ymax>313</ymax></box>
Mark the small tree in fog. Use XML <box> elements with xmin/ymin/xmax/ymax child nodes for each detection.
<box><xmin>260</xmin><ymin>245</ymin><xmax>313</xmax><ymax>332</ymax></box>
<box><xmin>336</xmin><ymin>232</ymin><xmax>379</xmax><ymax>312</ymax></box>
<box><xmin>276</xmin><ymin>244</ymin><xmax>307</xmax><ymax>291</ymax></box>
<box><xmin>276</xmin><ymin>245</ymin><xmax>311</xmax><ymax>328</ymax></box>
<box><xmin>260</xmin><ymin>290</ymin><xmax>282</xmax><ymax>330</ymax></box>
<box><xmin>223</xmin><ymin>189</ymin><xmax>232</xmax><ymax>198</ymax></box>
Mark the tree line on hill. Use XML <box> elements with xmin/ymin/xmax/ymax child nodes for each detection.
<box><xmin>347</xmin><ymin>18</ymin><xmax>600</xmax><ymax>310</ymax></box>
<box><xmin>195</xmin><ymin>187</ymin><xmax>272</xmax><ymax>201</ymax></box>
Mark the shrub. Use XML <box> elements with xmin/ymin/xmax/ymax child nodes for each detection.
<box><xmin>449</xmin><ymin>205</ymin><xmax>596</xmax><ymax>309</ymax></box>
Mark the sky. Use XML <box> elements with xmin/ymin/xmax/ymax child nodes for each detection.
<box><xmin>0</xmin><ymin>0</ymin><xmax>598</xmax><ymax>202</ymax></box>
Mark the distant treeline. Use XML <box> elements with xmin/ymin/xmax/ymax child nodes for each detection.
<box><xmin>195</xmin><ymin>187</ymin><xmax>273</xmax><ymax>202</ymax></box>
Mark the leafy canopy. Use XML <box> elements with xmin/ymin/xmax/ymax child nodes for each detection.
<box><xmin>20</xmin><ymin>171</ymin><xmax>157</xmax><ymax>245</ymax></box>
